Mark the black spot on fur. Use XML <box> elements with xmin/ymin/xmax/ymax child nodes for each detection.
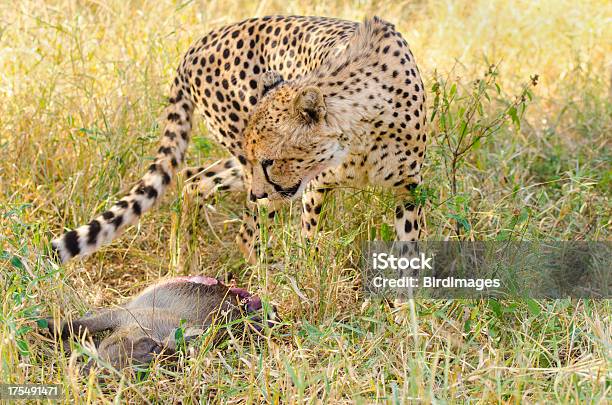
<box><xmin>112</xmin><ymin>215</ymin><xmax>123</xmax><ymax>229</ymax></box>
<box><xmin>404</xmin><ymin>202</ymin><xmax>416</xmax><ymax>211</ymax></box>
<box><xmin>158</xmin><ymin>146</ymin><xmax>172</xmax><ymax>155</ymax></box>
<box><xmin>161</xmin><ymin>171</ymin><xmax>171</xmax><ymax>185</ymax></box>
<box><xmin>132</xmin><ymin>201</ymin><xmax>142</xmax><ymax>216</ymax></box>
<box><xmin>87</xmin><ymin>220</ymin><xmax>101</xmax><ymax>245</ymax></box>
<box><xmin>144</xmin><ymin>186</ymin><xmax>159</xmax><ymax>199</ymax></box>
<box><xmin>404</xmin><ymin>219</ymin><xmax>412</xmax><ymax>233</ymax></box>
<box><xmin>63</xmin><ymin>230</ymin><xmax>80</xmax><ymax>257</ymax></box>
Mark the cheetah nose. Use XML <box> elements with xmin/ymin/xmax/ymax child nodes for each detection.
<box><xmin>249</xmin><ymin>191</ymin><xmax>268</xmax><ymax>201</ymax></box>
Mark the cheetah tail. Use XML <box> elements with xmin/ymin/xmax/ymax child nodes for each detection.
<box><xmin>50</xmin><ymin>78</ymin><xmax>194</xmax><ymax>263</ymax></box>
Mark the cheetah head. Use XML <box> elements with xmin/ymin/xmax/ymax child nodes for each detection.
<box><xmin>244</xmin><ymin>71</ymin><xmax>346</xmax><ymax>202</ymax></box>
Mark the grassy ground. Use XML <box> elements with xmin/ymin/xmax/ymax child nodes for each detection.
<box><xmin>1</xmin><ymin>0</ymin><xmax>610</xmax><ymax>402</ymax></box>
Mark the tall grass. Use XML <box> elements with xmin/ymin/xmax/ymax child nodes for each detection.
<box><xmin>1</xmin><ymin>0</ymin><xmax>610</xmax><ymax>402</ymax></box>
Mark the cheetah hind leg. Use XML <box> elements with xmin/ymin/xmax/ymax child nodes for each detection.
<box><xmin>236</xmin><ymin>200</ymin><xmax>284</xmax><ymax>265</ymax></box>
<box><xmin>391</xmin><ymin>182</ymin><xmax>425</xmax><ymax>322</ymax></box>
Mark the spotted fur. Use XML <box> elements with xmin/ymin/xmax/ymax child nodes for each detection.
<box><xmin>51</xmin><ymin>16</ymin><xmax>426</xmax><ymax>264</ymax></box>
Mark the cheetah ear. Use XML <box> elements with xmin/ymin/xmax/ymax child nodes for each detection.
<box><xmin>259</xmin><ymin>71</ymin><xmax>284</xmax><ymax>97</ymax></box>
<box><xmin>294</xmin><ymin>87</ymin><xmax>326</xmax><ymax>124</ymax></box>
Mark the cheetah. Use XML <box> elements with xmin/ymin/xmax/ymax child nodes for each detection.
<box><xmin>51</xmin><ymin>16</ymin><xmax>426</xmax><ymax>264</ymax></box>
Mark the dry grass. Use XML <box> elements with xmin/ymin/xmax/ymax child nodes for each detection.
<box><xmin>1</xmin><ymin>0</ymin><xmax>611</xmax><ymax>402</ymax></box>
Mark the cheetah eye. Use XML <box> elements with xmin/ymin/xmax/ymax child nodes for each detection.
<box><xmin>261</xmin><ymin>159</ymin><xmax>274</xmax><ymax>168</ymax></box>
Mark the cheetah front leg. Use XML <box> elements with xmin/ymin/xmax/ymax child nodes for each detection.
<box><xmin>391</xmin><ymin>180</ymin><xmax>425</xmax><ymax>313</ymax></box>
<box><xmin>236</xmin><ymin>206</ymin><xmax>260</xmax><ymax>265</ymax></box>
<box><xmin>300</xmin><ymin>173</ymin><xmax>339</xmax><ymax>240</ymax></box>
<box><xmin>236</xmin><ymin>201</ymin><xmax>281</xmax><ymax>264</ymax></box>
<box><xmin>301</xmin><ymin>185</ymin><xmax>330</xmax><ymax>240</ymax></box>
<box><xmin>393</xmin><ymin>182</ymin><xmax>424</xmax><ymax>242</ymax></box>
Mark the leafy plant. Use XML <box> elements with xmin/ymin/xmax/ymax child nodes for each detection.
<box><xmin>430</xmin><ymin>64</ymin><xmax>537</xmax><ymax>237</ymax></box>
